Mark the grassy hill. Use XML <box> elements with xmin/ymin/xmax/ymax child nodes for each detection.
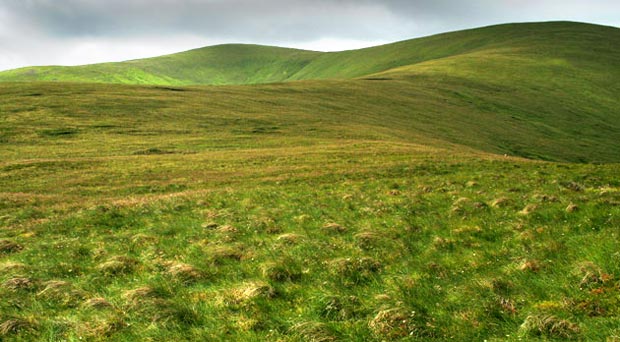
<box><xmin>1</xmin><ymin>21</ymin><xmax>618</xmax><ymax>86</ymax></box>
<box><xmin>1</xmin><ymin>22</ymin><xmax>619</xmax><ymax>163</ymax></box>
<box><xmin>0</xmin><ymin>22</ymin><xmax>619</xmax><ymax>341</ymax></box>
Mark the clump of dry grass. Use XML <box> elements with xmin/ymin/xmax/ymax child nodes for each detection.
<box><xmin>520</xmin><ymin>314</ymin><xmax>580</xmax><ymax>339</ymax></box>
<box><xmin>328</xmin><ymin>257</ymin><xmax>382</xmax><ymax>284</ymax></box>
<box><xmin>166</xmin><ymin>262</ymin><xmax>202</xmax><ymax>282</ymax></box>
<box><xmin>123</xmin><ymin>286</ymin><xmax>156</xmax><ymax>302</ymax></box>
<box><xmin>37</xmin><ymin>280</ymin><xmax>86</xmax><ymax>306</ymax></box>
<box><xmin>453</xmin><ymin>225</ymin><xmax>482</xmax><ymax>235</ymax></box>
<box><xmin>566</xmin><ymin>203</ymin><xmax>579</xmax><ymax>213</ymax></box>
<box><xmin>83</xmin><ymin>297</ymin><xmax>113</xmax><ymax>309</ymax></box>
<box><xmin>289</xmin><ymin>321</ymin><xmax>337</xmax><ymax>342</ymax></box>
<box><xmin>319</xmin><ymin>295</ymin><xmax>361</xmax><ymax>321</ymax></box>
<box><xmin>3</xmin><ymin>277</ymin><xmax>35</xmax><ymax>291</ymax></box>
<box><xmin>533</xmin><ymin>194</ymin><xmax>559</xmax><ymax>202</ymax></box>
<box><xmin>0</xmin><ymin>240</ymin><xmax>23</xmax><ymax>255</ymax></box>
<box><xmin>0</xmin><ymin>318</ymin><xmax>36</xmax><ymax>336</ymax></box>
<box><xmin>262</xmin><ymin>259</ymin><xmax>302</xmax><ymax>282</ymax></box>
<box><xmin>201</xmin><ymin>221</ymin><xmax>219</xmax><ymax>229</ymax></box>
<box><xmin>0</xmin><ymin>261</ymin><xmax>26</xmax><ymax>273</ymax></box>
<box><xmin>225</xmin><ymin>281</ymin><xmax>275</xmax><ymax>306</ymax></box>
<box><xmin>450</xmin><ymin>197</ymin><xmax>471</xmax><ymax>213</ymax></box>
<box><xmin>322</xmin><ymin>222</ymin><xmax>347</xmax><ymax>234</ymax></box>
<box><xmin>432</xmin><ymin>236</ymin><xmax>456</xmax><ymax>249</ymax></box>
<box><xmin>575</xmin><ymin>261</ymin><xmax>612</xmax><ymax>290</ymax></box>
<box><xmin>491</xmin><ymin>197</ymin><xmax>511</xmax><ymax>208</ymax></box>
<box><xmin>276</xmin><ymin>233</ymin><xmax>305</xmax><ymax>245</ymax></box>
<box><xmin>519</xmin><ymin>204</ymin><xmax>538</xmax><ymax>215</ymax></box>
<box><xmin>466</xmin><ymin>180</ymin><xmax>478</xmax><ymax>188</ymax></box>
<box><xmin>354</xmin><ymin>231</ymin><xmax>381</xmax><ymax>249</ymax></box>
<box><xmin>368</xmin><ymin>307</ymin><xmax>418</xmax><ymax>339</ymax></box>
<box><xmin>209</xmin><ymin>245</ymin><xmax>245</xmax><ymax>264</ymax></box>
<box><xmin>130</xmin><ymin>233</ymin><xmax>158</xmax><ymax>246</ymax></box>
<box><xmin>519</xmin><ymin>259</ymin><xmax>542</xmax><ymax>273</ymax></box>
<box><xmin>96</xmin><ymin>256</ymin><xmax>139</xmax><ymax>275</ymax></box>
<box><xmin>216</xmin><ymin>225</ymin><xmax>238</xmax><ymax>234</ymax></box>
<box><xmin>79</xmin><ymin>315</ymin><xmax>127</xmax><ymax>339</ymax></box>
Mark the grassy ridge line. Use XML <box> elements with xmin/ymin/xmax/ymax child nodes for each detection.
<box><xmin>0</xmin><ymin>21</ymin><xmax>618</xmax><ymax>86</ymax></box>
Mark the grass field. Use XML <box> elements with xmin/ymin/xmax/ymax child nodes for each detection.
<box><xmin>0</xmin><ymin>21</ymin><xmax>619</xmax><ymax>341</ymax></box>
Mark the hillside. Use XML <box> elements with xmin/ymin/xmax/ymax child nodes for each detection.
<box><xmin>1</xmin><ymin>21</ymin><xmax>620</xmax><ymax>341</ymax></box>
<box><xmin>3</xmin><ymin>22</ymin><xmax>620</xmax><ymax>163</ymax></box>
<box><xmin>1</xmin><ymin>83</ymin><xmax>620</xmax><ymax>342</ymax></box>
<box><xmin>1</xmin><ymin>22</ymin><xmax>619</xmax><ymax>86</ymax></box>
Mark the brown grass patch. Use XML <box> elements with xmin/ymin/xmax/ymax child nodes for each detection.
<box><xmin>226</xmin><ymin>281</ymin><xmax>275</xmax><ymax>306</ymax></box>
<box><xmin>37</xmin><ymin>280</ymin><xmax>86</xmax><ymax>305</ymax></box>
<box><xmin>369</xmin><ymin>308</ymin><xmax>417</xmax><ymax>339</ymax></box>
<box><xmin>289</xmin><ymin>321</ymin><xmax>337</xmax><ymax>342</ymax></box>
<box><xmin>0</xmin><ymin>261</ymin><xmax>26</xmax><ymax>273</ymax></box>
<box><xmin>354</xmin><ymin>231</ymin><xmax>381</xmax><ymax>249</ymax></box>
<box><xmin>519</xmin><ymin>259</ymin><xmax>541</xmax><ymax>273</ymax></box>
<box><xmin>0</xmin><ymin>240</ymin><xmax>23</xmax><ymax>255</ymax></box>
<box><xmin>491</xmin><ymin>197</ymin><xmax>511</xmax><ymax>208</ymax></box>
<box><xmin>3</xmin><ymin>277</ymin><xmax>35</xmax><ymax>291</ymax></box>
<box><xmin>83</xmin><ymin>297</ymin><xmax>113</xmax><ymax>309</ymax></box>
<box><xmin>166</xmin><ymin>262</ymin><xmax>202</xmax><ymax>282</ymax></box>
<box><xmin>520</xmin><ymin>315</ymin><xmax>580</xmax><ymax>339</ymax></box>
<box><xmin>276</xmin><ymin>233</ymin><xmax>305</xmax><ymax>245</ymax></box>
<box><xmin>209</xmin><ymin>245</ymin><xmax>245</xmax><ymax>264</ymax></box>
<box><xmin>96</xmin><ymin>256</ymin><xmax>139</xmax><ymax>275</ymax></box>
<box><xmin>575</xmin><ymin>261</ymin><xmax>612</xmax><ymax>290</ymax></box>
<box><xmin>519</xmin><ymin>204</ymin><xmax>538</xmax><ymax>215</ymax></box>
<box><xmin>322</xmin><ymin>222</ymin><xmax>347</xmax><ymax>234</ymax></box>
<box><xmin>0</xmin><ymin>318</ymin><xmax>36</xmax><ymax>336</ymax></box>
<box><xmin>122</xmin><ymin>286</ymin><xmax>158</xmax><ymax>304</ymax></box>
<box><xmin>262</xmin><ymin>260</ymin><xmax>302</xmax><ymax>282</ymax></box>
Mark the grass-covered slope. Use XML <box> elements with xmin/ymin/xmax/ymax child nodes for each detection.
<box><xmin>1</xmin><ymin>22</ymin><xmax>620</xmax><ymax>341</ymax></box>
<box><xmin>1</xmin><ymin>81</ymin><xmax>620</xmax><ymax>341</ymax></box>
<box><xmin>0</xmin><ymin>44</ymin><xmax>321</xmax><ymax>85</ymax></box>
<box><xmin>1</xmin><ymin>22</ymin><xmax>619</xmax><ymax>163</ymax></box>
<box><xmin>1</xmin><ymin>21</ymin><xmax>618</xmax><ymax>87</ymax></box>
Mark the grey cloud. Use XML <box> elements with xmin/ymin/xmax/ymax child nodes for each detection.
<box><xmin>0</xmin><ymin>0</ymin><xmax>619</xmax><ymax>70</ymax></box>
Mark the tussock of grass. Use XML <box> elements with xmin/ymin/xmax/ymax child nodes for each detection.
<box><xmin>96</xmin><ymin>256</ymin><xmax>139</xmax><ymax>275</ymax></box>
<box><xmin>276</xmin><ymin>233</ymin><xmax>305</xmax><ymax>245</ymax></box>
<box><xmin>83</xmin><ymin>297</ymin><xmax>114</xmax><ymax>309</ymax></box>
<box><xmin>491</xmin><ymin>197</ymin><xmax>512</xmax><ymax>208</ymax></box>
<box><xmin>224</xmin><ymin>281</ymin><xmax>275</xmax><ymax>306</ymax></box>
<box><xmin>520</xmin><ymin>314</ymin><xmax>580</xmax><ymax>339</ymax></box>
<box><xmin>262</xmin><ymin>258</ymin><xmax>303</xmax><ymax>282</ymax></box>
<box><xmin>36</xmin><ymin>280</ymin><xmax>86</xmax><ymax>306</ymax></box>
<box><xmin>0</xmin><ymin>318</ymin><xmax>36</xmax><ymax>336</ymax></box>
<box><xmin>0</xmin><ymin>240</ymin><xmax>23</xmax><ymax>255</ymax></box>
<box><xmin>322</xmin><ymin>222</ymin><xmax>347</xmax><ymax>234</ymax></box>
<box><xmin>368</xmin><ymin>307</ymin><xmax>419</xmax><ymax>339</ymax></box>
<box><xmin>165</xmin><ymin>262</ymin><xmax>202</xmax><ymax>282</ymax></box>
<box><xmin>3</xmin><ymin>277</ymin><xmax>36</xmax><ymax>291</ymax></box>
<box><xmin>288</xmin><ymin>321</ymin><xmax>338</xmax><ymax>342</ymax></box>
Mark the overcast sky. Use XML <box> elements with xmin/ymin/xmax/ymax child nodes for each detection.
<box><xmin>1</xmin><ymin>0</ymin><xmax>619</xmax><ymax>71</ymax></box>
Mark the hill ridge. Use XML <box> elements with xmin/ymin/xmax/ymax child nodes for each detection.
<box><xmin>1</xmin><ymin>21</ymin><xmax>617</xmax><ymax>85</ymax></box>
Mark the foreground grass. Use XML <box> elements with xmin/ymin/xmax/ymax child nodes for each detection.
<box><xmin>1</xmin><ymin>146</ymin><xmax>619</xmax><ymax>341</ymax></box>
<box><xmin>1</xmin><ymin>80</ymin><xmax>619</xmax><ymax>340</ymax></box>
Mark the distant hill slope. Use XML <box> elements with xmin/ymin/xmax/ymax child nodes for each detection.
<box><xmin>1</xmin><ymin>21</ymin><xmax>619</xmax><ymax>162</ymax></box>
<box><xmin>1</xmin><ymin>21</ymin><xmax>618</xmax><ymax>86</ymax></box>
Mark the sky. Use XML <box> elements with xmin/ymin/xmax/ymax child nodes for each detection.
<box><xmin>0</xmin><ymin>0</ymin><xmax>619</xmax><ymax>71</ymax></box>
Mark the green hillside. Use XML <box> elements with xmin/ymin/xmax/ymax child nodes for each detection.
<box><xmin>1</xmin><ymin>21</ymin><xmax>618</xmax><ymax>86</ymax></box>
<box><xmin>1</xmin><ymin>22</ymin><xmax>620</xmax><ymax>341</ymax></box>
<box><xmin>0</xmin><ymin>44</ymin><xmax>321</xmax><ymax>85</ymax></box>
<box><xmin>1</xmin><ymin>22</ymin><xmax>619</xmax><ymax>163</ymax></box>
